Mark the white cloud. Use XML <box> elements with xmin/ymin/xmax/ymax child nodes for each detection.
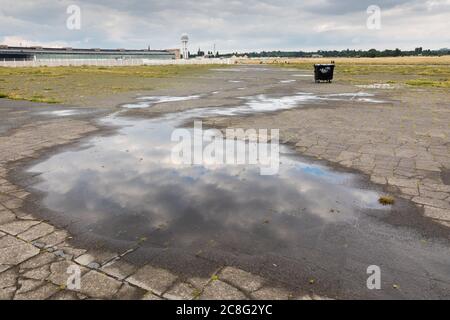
<box><xmin>0</xmin><ymin>36</ymin><xmax>69</xmax><ymax>47</ymax></box>
<box><xmin>0</xmin><ymin>0</ymin><xmax>448</xmax><ymax>51</ymax></box>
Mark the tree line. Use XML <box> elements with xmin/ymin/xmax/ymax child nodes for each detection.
<box><xmin>219</xmin><ymin>47</ymin><xmax>449</xmax><ymax>58</ymax></box>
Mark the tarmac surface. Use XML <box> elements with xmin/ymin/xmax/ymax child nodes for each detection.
<box><xmin>0</xmin><ymin>66</ymin><xmax>449</xmax><ymax>299</ymax></box>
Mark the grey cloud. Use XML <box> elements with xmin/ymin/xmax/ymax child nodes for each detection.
<box><xmin>300</xmin><ymin>0</ymin><xmax>414</xmax><ymax>15</ymax></box>
<box><xmin>0</xmin><ymin>0</ymin><xmax>449</xmax><ymax>51</ymax></box>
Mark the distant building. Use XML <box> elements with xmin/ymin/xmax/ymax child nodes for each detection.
<box><xmin>0</xmin><ymin>45</ymin><xmax>177</xmax><ymax>61</ymax></box>
<box><xmin>166</xmin><ymin>49</ymin><xmax>181</xmax><ymax>60</ymax></box>
<box><xmin>181</xmin><ymin>34</ymin><xmax>189</xmax><ymax>60</ymax></box>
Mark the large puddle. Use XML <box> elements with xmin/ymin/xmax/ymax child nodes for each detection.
<box><xmin>29</xmin><ymin>93</ymin><xmax>387</xmax><ymax>247</ymax></box>
<box><xmin>26</xmin><ymin>91</ymin><xmax>450</xmax><ymax>297</ymax></box>
<box><xmin>30</xmin><ymin>93</ymin><xmax>383</xmax><ymax>228</ymax></box>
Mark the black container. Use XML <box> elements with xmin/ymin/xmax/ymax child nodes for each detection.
<box><xmin>314</xmin><ymin>64</ymin><xmax>335</xmax><ymax>83</ymax></box>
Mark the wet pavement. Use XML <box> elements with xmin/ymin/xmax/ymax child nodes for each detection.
<box><xmin>1</xmin><ymin>65</ymin><xmax>449</xmax><ymax>299</ymax></box>
<box><xmin>21</xmin><ymin>66</ymin><xmax>450</xmax><ymax>299</ymax></box>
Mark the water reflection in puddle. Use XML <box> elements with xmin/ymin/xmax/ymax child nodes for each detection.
<box><xmin>323</xmin><ymin>92</ymin><xmax>385</xmax><ymax>103</ymax></box>
<box><xmin>122</xmin><ymin>91</ymin><xmax>384</xmax><ymax>113</ymax></box>
<box><xmin>145</xmin><ymin>93</ymin><xmax>320</xmax><ymax>118</ymax></box>
<box><xmin>39</xmin><ymin>110</ymin><xmax>81</xmax><ymax>117</ymax></box>
<box><xmin>29</xmin><ymin>92</ymin><xmax>387</xmax><ymax>256</ymax></box>
<box><xmin>122</xmin><ymin>95</ymin><xmax>201</xmax><ymax>109</ymax></box>
<box><xmin>356</xmin><ymin>83</ymin><xmax>395</xmax><ymax>89</ymax></box>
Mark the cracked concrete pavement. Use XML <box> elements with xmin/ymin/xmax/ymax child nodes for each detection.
<box><xmin>0</xmin><ymin>71</ymin><xmax>331</xmax><ymax>300</ymax></box>
<box><xmin>207</xmin><ymin>88</ymin><xmax>450</xmax><ymax>227</ymax></box>
<box><xmin>0</xmin><ymin>65</ymin><xmax>449</xmax><ymax>300</ymax></box>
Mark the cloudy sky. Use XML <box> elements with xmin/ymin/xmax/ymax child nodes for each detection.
<box><xmin>1</xmin><ymin>0</ymin><xmax>449</xmax><ymax>52</ymax></box>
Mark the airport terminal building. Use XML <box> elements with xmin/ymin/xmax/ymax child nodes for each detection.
<box><xmin>0</xmin><ymin>46</ymin><xmax>179</xmax><ymax>61</ymax></box>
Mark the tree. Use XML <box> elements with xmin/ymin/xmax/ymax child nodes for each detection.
<box><xmin>367</xmin><ymin>48</ymin><xmax>378</xmax><ymax>58</ymax></box>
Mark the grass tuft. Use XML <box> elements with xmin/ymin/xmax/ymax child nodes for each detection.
<box><xmin>379</xmin><ymin>196</ymin><xmax>395</xmax><ymax>206</ymax></box>
<box><xmin>0</xmin><ymin>92</ymin><xmax>61</xmax><ymax>103</ymax></box>
<box><xmin>406</xmin><ymin>79</ymin><xmax>450</xmax><ymax>88</ymax></box>
<box><xmin>210</xmin><ymin>275</ymin><xmax>219</xmax><ymax>281</ymax></box>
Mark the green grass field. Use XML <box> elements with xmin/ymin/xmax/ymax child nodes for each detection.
<box><xmin>250</xmin><ymin>56</ymin><xmax>450</xmax><ymax>88</ymax></box>
<box><xmin>0</xmin><ymin>64</ymin><xmax>217</xmax><ymax>105</ymax></box>
<box><xmin>1</xmin><ymin>57</ymin><xmax>449</xmax><ymax>106</ymax></box>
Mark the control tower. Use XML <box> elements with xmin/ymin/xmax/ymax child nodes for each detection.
<box><xmin>181</xmin><ymin>34</ymin><xmax>189</xmax><ymax>60</ymax></box>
